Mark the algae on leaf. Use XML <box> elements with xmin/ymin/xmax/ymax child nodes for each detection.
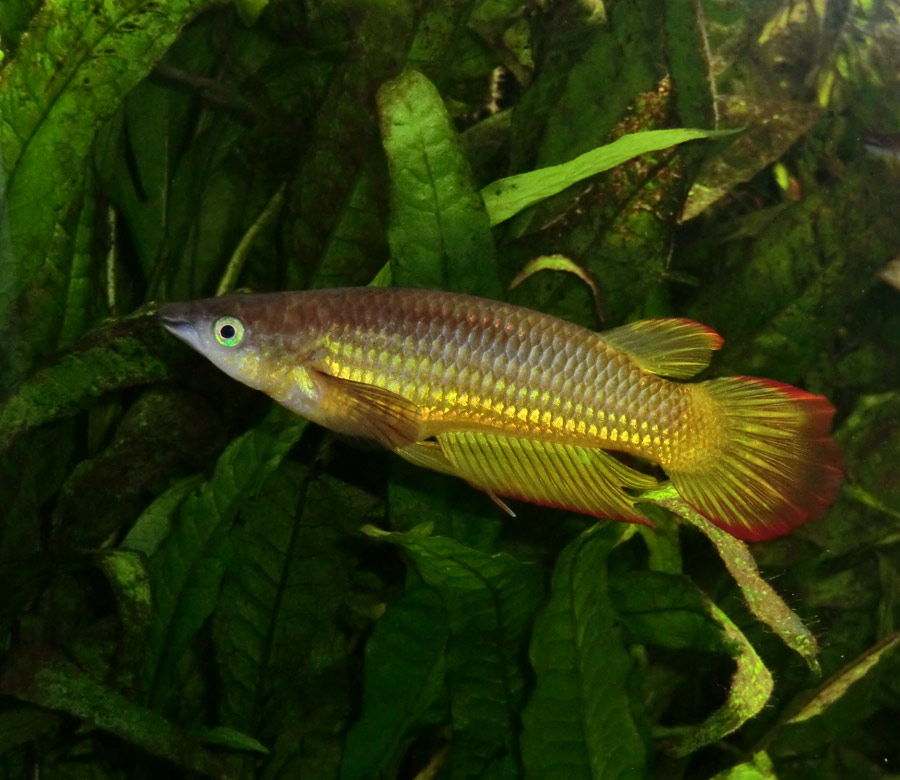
<box><xmin>0</xmin><ymin>0</ymin><xmax>218</xmax><ymax>389</ymax></box>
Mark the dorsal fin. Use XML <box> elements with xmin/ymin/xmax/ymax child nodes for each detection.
<box><xmin>600</xmin><ymin>318</ymin><xmax>723</xmax><ymax>379</ymax></box>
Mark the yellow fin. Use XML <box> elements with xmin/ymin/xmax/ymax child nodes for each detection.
<box><xmin>395</xmin><ymin>440</ymin><xmax>518</xmax><ymax>516</ymax></box>
<box><xmin>395</xmin><ymin>440</ymin><xmax>458</xmax><ymax>476</ymax></box>
<box><xmin>311</xmin><ymin>370</ymin><xmax>424</xmax><ymax>449</ymax></box>
<box><xmin>601</xmin><ymin>319</ymin><xmax>723</xmax><ymax>379</ymax></box>
<box><xmin>433</xmin><ymin>432</ymin><xmax>657</xmax><ymax>523</ymax></box>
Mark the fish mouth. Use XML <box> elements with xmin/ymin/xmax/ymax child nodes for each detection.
<box><xmin>157</xmin><ymin>304</ymin><xmax>199</xmax><ymax>343</ymax></box>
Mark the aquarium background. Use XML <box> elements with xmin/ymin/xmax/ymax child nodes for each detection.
<box><xmin>1</xmin><ymin>1</ymin><xmax>900</xmax><ymax>778</ymax></box>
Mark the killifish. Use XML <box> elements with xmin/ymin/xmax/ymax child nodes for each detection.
<box><xmin>159</xmin><ymin>287</ymin><xmax>842</xmax><ymax>541</ymax></box>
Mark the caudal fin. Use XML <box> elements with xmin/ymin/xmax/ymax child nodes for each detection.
<box><xmin>667</xmin><ymin>377</ymin><xmax>842</xmax><ymax>541</ymax></box>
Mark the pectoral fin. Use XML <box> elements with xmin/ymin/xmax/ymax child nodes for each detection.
<box><xmin>310</xmin><ymin>370</ymin><xmax>425</xmax><ymax>450</ymax></box>
<box><xmin>426</xmin><ymin>431</ymin><xmax>658</xmax><ymax>524</ymax></box>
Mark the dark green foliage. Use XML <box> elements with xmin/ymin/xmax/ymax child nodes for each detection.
<box><xmin>2</xmin><ymin>1</ymin><xmax>900</xmax><ymax>779</ymax></box>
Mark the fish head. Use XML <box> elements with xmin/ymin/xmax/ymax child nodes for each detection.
<box><xmin>158</xmin><ymin>294</ymin><xmax>298</xmax><ymax>396</ymax></box>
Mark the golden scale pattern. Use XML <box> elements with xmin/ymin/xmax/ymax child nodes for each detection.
<box><xmin>283</xmin><ymin>288</ymin><xmax>693</xmax><ymax>466</ymax></box>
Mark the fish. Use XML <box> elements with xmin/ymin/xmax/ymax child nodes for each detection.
<box><xmin>158</xmin><ymin>287</ymin><xmax>842</xmax><ymax>541</ymax></box>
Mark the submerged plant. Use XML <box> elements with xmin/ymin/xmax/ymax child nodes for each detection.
<box><xmin>2</xmin><ymin>2</ymin><xmax>900</xmax><ymax>779</ymax></box>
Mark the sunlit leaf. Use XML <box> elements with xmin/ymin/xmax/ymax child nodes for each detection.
<box><xmin>378</xmin><ymin>70</ymin><xmax>502</xmax><ymax>298</ymax></box>
<box><xmin>710</xmin><ymin>751</ymin><xmax>778</xmax><ymax>780</ymax></box>
<box><xmin>483</xmin><ymin>128</ymin><xmax>729</xmax><ymax>227</ymax></box>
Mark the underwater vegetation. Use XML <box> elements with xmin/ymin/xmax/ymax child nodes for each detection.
<box><xmin>1</xmin><ymin>0</ymin><xmax>900</xmax><ymax>778</ymax></box>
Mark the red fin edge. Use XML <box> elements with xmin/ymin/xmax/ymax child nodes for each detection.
<box><xmin>668</xmin><ymin>377</ymin><xmax>843</xmax><ymax>542</ymax></box>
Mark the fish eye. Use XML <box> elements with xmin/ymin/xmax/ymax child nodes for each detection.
<box><xmin>214</xmin><ymin>316</ymin><xmax>244</xmax><ymax>347</ymax></box>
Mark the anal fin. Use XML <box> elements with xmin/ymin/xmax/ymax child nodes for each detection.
<box><xmin>431</xmin><ymin>432</ymin><xmax>657</xmax><ymax>524</ymax></box>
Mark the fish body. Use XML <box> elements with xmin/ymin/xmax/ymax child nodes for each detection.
<box><xmin>159</xmin><ymin>287</ymin><xmax>841</xmax><ymax>541</ymax></box>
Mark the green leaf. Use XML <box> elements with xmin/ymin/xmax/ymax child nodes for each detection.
<box><xmin>141</xmin><ymin>407</ymin><xmax>307</xmax><ymax>708</ymax></box>
<box><xmin>0</xmin><ymin>315</ymin><xmax>170</xmax><ymax>452</ymax></box>
<box><xmin>710</xmin><ymin>752</ymin><xmax>778</xmax><ymax>780</ymax></box>
<box><xmin>195</xmin><ymin>725</ymin><xmax>269</xmax><ymax>755</ymax></box>
<box><xmin>378</xmin><ymin>70</ymin><xmax>502</xmax><ymax>298</ymax></box>
<box><xmin>685</xmin><ymin>158</ymin><xmax>900</xmax><ymax>383</ymax></box>
<box><xmin>213</xmin><ymin>460</ymin><xmax>377</xmax><ymax>772</ymax></box>
<box><xmin>232</xmin><ymin>0</ymin><xmax>269</xmax><ymax>26</ymax></box>
<box><xmin>612</xmin><ymin>571</ymin><xmax>737</xmax><ymax>655</ymax></box>
<box><xmin>521</xmin><ymin>524</ymin><xmax>649</xmax><ymax>780</ymax></box>
<box><xmin>645</xmin><ymin>484</ymin><xmax>820</xmax><ymax>671</ymax></box>
<box><xmin>341</xmin><ymin>580</ymin><xmax>450</xmax><ymax>780</ymax></box>
<box><xmin>682</xmin><ymin>96</ymin><xmax>824</xmax><ymax>220</ymax></box>
<box><xmin>483</xmin><ymin>128</ymin><xmax>729</xmax><ymax>227</ymax></box>
<box><xmin>664</xmin><ymin>1</ymin><xmax>716</xmax><ymax>129</ymax></box>
<box><xmin>95</xmin><ymin>550</ymin><xmax>153</xmax><ymax>692</ymax></box>
<box><xmin>374</xmin><ymin>526</ymin><xmax>543</xmax><ymax>778</ymax></box>
<box><xmin>0</xmin><ymin>651</ymin><xmax>237</xmax><ymax>779</ymax></box>
<box><xmin>676</xmin><ymin>599</ymin><xmax>773</xmax><ymax>756</ymax></box>
<box><xmin>786</xmin><ymin>631</ymin><xmax>900</xmax><ymax>725</ymax></box>
<box><xmin>612</xmin><ymin>569</ymin><xmax>775</xmax><ymax>755</ymax></box>
<box><xmin>0</xmin><ymin>0</ymin><xmax>217</xmax><ymax>388</ymax></box>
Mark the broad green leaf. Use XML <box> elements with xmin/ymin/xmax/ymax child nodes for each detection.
<box><xmin>0</xmin><ymin>0</ymin><xmax>217</xmax><ymax>389</ymax></box>
<box><xmin>123</xmin><ymin>475</ymin><xmax>205</xmax><ymax>557</ymax></box>
<box><xmin>612</xmin><ymin>571</ymin><xmax>738</xmax><ymax>655</ymax></box>
<box><xmin>521</xmin><ymin>524</ymin><xmax>649</xmax><ymax>780</ymax></box>
<box><xmin>663</xmin><ymin>1</ymin><xmax>716</xmax><ymax>129</ymax></box>
<box><xmin>141</xmin><ymin>407</ymin><xmax>306</xmax><ymax>708</ymax></box>
<box><xmin>213</xmin><ymin>460</ymin><xmax>377</xmax><ymax>775</ymax></box>
<box><xmin>483</xmin><ymin>128</ymin><xmax>728</xmax><ymax>227</ymax></box>
<box><xmin>293</xmin><ymin>4</ymin><xmax>418</xmax><ymax>291</ymax></box>
<box><xmin>645</xmin><ymin>484</ymin><xmax>820</xmax><ymax>671</ymax></box>
<box><xmin>367</xmin><ymin>524</ymin><xmax>542</xmax><ymax>779</ymax></box>
<box><xmin>0</xmin><ymin>315</ymin><xmax>170</xmax><ymax>452</ymax></box>
<box><xmin>510</xmin><ymin>0</ymin><xmax>650</xmax><ymax>171</ymax></box>
<box><xmin>378</xmin><ymin>70</ymin><xmax>502</xmax><ymax>298</ymax></box>
<box><xmin>341</xmin><ymin>580</ymin><xmax>450</xmax><ymax>780</ymax></box>
<box><xmin>0</xmin><ymin>651</ymin><xmax>236</xmax><ymax>779</ymax></box>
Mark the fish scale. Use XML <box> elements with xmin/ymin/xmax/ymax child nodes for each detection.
<box><xmin>300</xmin><ymin>289</ymin><xmax>686</xmax><ymax>462</ymax></box>
<box><xmin>159</xmin><ymin>286</ymin><xmax>842</xmax><ymax>541</ymax></box>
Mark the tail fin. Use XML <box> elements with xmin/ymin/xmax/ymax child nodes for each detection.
<box><xmin>667</xmin><ymin>377</ymin><xmax>842</xmax><ymax>541</ymax></box>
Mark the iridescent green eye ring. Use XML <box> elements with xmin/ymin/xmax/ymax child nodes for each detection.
<box><xmin>214</xmin><ymin>316</ymin><xmax>244</xmax><ymax>347</ymax></box>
